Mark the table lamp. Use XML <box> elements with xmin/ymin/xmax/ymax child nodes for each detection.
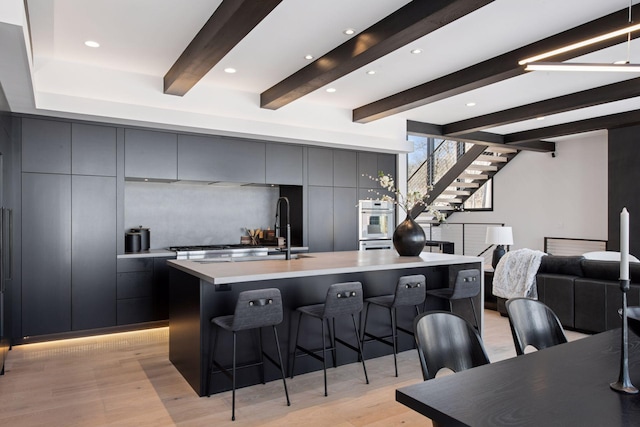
<box><xmin>486</xmin><ymin>226</ymin><xmax>513</xmax><ymax>268</ymax></box>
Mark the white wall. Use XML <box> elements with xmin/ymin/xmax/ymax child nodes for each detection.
<box><xmin>448</xmin><ymin>132</ymin><xmax>608</xmax><ymax>251</ymax></box>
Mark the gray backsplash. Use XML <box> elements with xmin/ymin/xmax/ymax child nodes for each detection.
<box><xmin>125</xmin><ymin>182</ymin><xmax>280</xmax><ymax>249</ymax></box>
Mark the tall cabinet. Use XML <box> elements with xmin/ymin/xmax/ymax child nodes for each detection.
<box><xmin>21</xmin><ymin>118</ymin><xmax>117</xmax><ymax>336</ymax></box>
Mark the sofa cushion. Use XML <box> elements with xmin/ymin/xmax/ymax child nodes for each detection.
<box><xmin>537</xmin><ymin>255</ymin><xmax>584</xmax><ymax>277</ymax></box>
<box><xmin>579</xmin><ymin>260</ymin><xmax>640</xmax><ymax>282</ymax></box>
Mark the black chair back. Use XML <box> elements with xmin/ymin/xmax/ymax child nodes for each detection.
<box><xmin>323</xmin><ymin>281</ymin><xmax>363</xmax><ymax>318</ymax></box>
<box><xmin>450</xmin><ymin>269</ymin><xmax>481</xmax><ymax>299</ymax></box>
<box><xmin>413</xmin><ymin>311</ymin><xmax>490</xmax><ymax>380</ymax></box>
<box><xmin>393</xmin><ymin>274</ymin><xmax>426</xmax><ymax>307</ymax></box>
<box><xmin>231</xmin><ymin>288</ymin><xmax>283</xmax><ymax>331</ymax></box>
<box><xmin>505</xmin><ymin>297</ymin><xmax>568</xmax><ymax>356</ymax></box>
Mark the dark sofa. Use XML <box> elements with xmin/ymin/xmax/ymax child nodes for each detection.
<box><xmin>496</xmin><ymin>255</ymin><xmax>640</xmax><ymax>334</ymax></box>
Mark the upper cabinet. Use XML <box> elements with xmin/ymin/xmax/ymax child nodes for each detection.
<box><xmin>308</xmin><ymin>147</ymin><xmax>333</xmax><ymax>186</ymax></box>
<box><xmin>72</xmin><ymin>123</ymin><xmax>117</xmax><ymax>176</ymax></box>
<box><xmin>333</xmin><ymin>150</ymin><xmax>357</xmax><ymax>188</ymax></box>
<box><xmin>357</xmin><ymin>152</ymin><xmax>396</xmax><ymax>189</ymax></box>
<box><xmin>265</xmin><ymin>143</ymin><xmax>303</xmax><ymax>185</ymax></box>
<box><xmin>178</xmin><ymin>134</ymin><xmax>266</xmax><ymax>183</ymax></box>
<box><xmin>22</xmin><ymin>118</ymin><xmax>71</xmax><ymax>174</ymax></box>
<box><xmin>124</xmin><ymin>129</ymin><xmax>177</xmax><ymax>180</ymax></box>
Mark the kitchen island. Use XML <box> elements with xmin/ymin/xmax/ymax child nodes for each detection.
<box><xmin>168</xmin><ymin>250</ymin><xmax>483</xmax><ymax>396</ymax></box>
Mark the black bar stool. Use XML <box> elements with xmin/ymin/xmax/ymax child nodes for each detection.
<box><xmin>207</xmin><ymin>288</ymin><xmax>290</xmax><ymax>421</ymax></box>
<box><xmin>360</xmin><ymin>274</ymin><xmax>426</xmax><ymax>377</ymax></box>
<box><xmin>427</xmin><ymin>269</ymin><xmax>481</xmax><ymax>330</ymax></box>
<box><xmin>290</xmin><ymin>281</ymin><xmax>369</xmax><ymax>396</ymax></box>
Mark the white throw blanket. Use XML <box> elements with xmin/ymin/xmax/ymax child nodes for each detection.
<box><xmin>492</xmin><ymin>248</ymin><xmax>546</xmax><ymax>299</ymax></box>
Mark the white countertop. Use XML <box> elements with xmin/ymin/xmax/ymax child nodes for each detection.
<box><xmin>167</xmin><ymin>250</ymin><xmax>483</xmax><ymax>284</ymax></box>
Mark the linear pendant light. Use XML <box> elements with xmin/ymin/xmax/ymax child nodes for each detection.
<box><xmin>521</xmin><ymin>1</ymin><xmax>640</xmax><ymax>73</ymax></box>
<box><xmin>525</xmin><ymin>62</ymin><xmax>640</xmax><ymax>72</ymax></box>
<box><xmin>518</xmin><ymin>23</ymin><xmax>640</xmax><ymax>65</ymax></box>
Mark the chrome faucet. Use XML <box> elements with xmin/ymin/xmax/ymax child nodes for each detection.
<box><xmin>275</xmin><ymin>196</ymin><xmax>291</xmax><ymax>260</ymax></box>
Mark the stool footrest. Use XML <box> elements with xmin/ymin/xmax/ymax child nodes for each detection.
<box><xmin>294</xmin><ymin>344</ymin><xmax>336</xmax><ymax>364</ymax></box>
<box><xmin>211</xmin><ymin>359</ymin><xmax>265</xmax><ymax>381</ymax></box>
<box><xmin>334</xmin><ymin>337</ymin><xmax>359</xmax><ymax>354</ymax></box>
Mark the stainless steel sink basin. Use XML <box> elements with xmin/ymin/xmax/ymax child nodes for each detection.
<box><xmin>194</xmin><ymin>253</ymin><xmax>312</xmax><ymax>263</ymax></box>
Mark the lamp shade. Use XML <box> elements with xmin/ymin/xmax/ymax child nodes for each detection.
<box><xmin>486</xmin><ymin>226</ymin><xmax>513</xmax><ymax>246</ymax></box>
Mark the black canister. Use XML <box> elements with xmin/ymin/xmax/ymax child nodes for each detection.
<box><xmin>125</xmin><ymin>232</ymin><xmax>142</xmax><ymax>253</ymax></box>
<box><xmin>130</xmin><ymin>226</ymin><xmax>150</xmax><ymax>251</ymax></box>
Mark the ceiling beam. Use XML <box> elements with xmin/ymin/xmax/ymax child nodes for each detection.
<box><xmin>443</xmin><ymin>77</ymin><xmax>640</xmax><ymax>136</ymax></box>
<box><xmin>260</xmin><ymin>0</ymin><xmax>493</xmax><ymax>110</ymax></box>
<box><xmin>504</xmin><ymin>110</ymin><xmax>640</xmax><ymax>144</ymax></box>
<box><xmin>164</xmin><ymin>0</ymin><xmax>282</xmax><ymax>96</ymax></box>
<box><xmin>407</xmin><ymin>120</ymin><xmax>555</xmax><ymax>152</ymax></box>
<box><xmin>353</xmin><ymin>4</ymin><xmax>640</xmax><ymax>123</ymax></box>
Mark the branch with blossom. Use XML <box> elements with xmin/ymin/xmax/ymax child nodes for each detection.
<box><xmin>365</xmin><ymin>171</ymin><xmax>446</xmax><ymax>223</ymax></box>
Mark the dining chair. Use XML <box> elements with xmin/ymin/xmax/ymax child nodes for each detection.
<box><xmin>413</xmin><ymin>311</ymin><xmax>490</xmax><ymax>381</ymax></box>
<box><xmin>505</xmin><ymin>297</ymin><xmax>568</xmax><ymax>355</ymax></box>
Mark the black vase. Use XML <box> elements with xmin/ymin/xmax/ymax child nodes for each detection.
<box><xmin>393</xmin><ymin>213</ymin><xmax>426</xmax><ymax>256</ymax></box>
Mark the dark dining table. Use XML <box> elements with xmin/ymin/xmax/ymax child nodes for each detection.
<box><xmin>396</xmin><ymin>329</ymin><xmax>640</xmax><ymax>426</ymax></box>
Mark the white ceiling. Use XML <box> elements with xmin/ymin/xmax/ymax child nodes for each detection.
<box><xmin>2</xmin><ymin>0</ymin><xmax>640</xmax><ymax>152</ymax></box>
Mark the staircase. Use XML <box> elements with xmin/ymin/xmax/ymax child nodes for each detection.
<box><xmin>408</xmin><ymin>141</ymin><xmax>519</xmax><ymax>222</ymax></box>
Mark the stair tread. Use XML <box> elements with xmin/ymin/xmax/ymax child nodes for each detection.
<box><xmin>467</xmin><ymin>164</ymin><xmax>498</xmax><ymax>171</ymax></box>
<box><xmin>442</xmin><ymin>190</ymin><xmax>471</xmax><ymax>195</ymax></box>
<box><xmin>483</xmin><ymin>146</ymin><xmax>518</xmax><ymax>154</ymax></box>
<box><xmin>458</xmin><ymin>173</ymin><xmax>488</xmax><ymax>180</ymax></box>
<box><xmin>477</xmin><ymin>155</ymin><xmax>508</xmax><ymax>163</ymax></box>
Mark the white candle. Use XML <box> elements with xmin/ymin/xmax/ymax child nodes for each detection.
<box><xmin>621</xmin><ymin>207</ymin><xmax>630</xmax><ymax>281</ymax></box>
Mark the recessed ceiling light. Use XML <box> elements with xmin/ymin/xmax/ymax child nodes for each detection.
<box><xmin>466</xmin><ymin>102</ymin><xmax>476</xmax><ymax>107</ymax></box>
<box><xmin>343</xmin><ymin>28</ymin><xmax>355</xmax><ymax>35</ymax></box>
<box><xmin>366</xmin><ymin>70</ymin><xmax>376</xmax><ymax>75</ymax></box>
<box><xmin>411</xmin><ymin>48</ymin><xmax>422</xmax><ymax>54</ymax></box>
<box><xmin>326</xmin><ymin>88</ymin><xmax>337</xmax><ymax>93</ymax></box>
<box><xmin>224</xmin><ymin>68</ymin><xmax>237</xmax><ymax>74</ymax></box>
<box><xmin>304</xmin><ymin>54</ymin><xmax>314</xmax><ymax>60</ymax></box>
<box><xmin>536</xmin><ymin>116</ymin><xmax>546</xmax><ymax>120</ymax></box>
<box><xmin>84</xmin><ymin>40</ymin><xmax>100</xmax><ymax>48</ymax></box>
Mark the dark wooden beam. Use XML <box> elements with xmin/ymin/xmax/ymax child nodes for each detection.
<box><xmin>444</xmin><ymin>77</ymin><xmax>640</xmax><ymax>136</ymax></box>
<box><xmin>354</xmin><ymin>4</ymin><xmax>640</xmax><ymax>123</ymax></box>
<box><xmin>164</xmin><ymin>0</ymin><xmax>282</xmax><ymax>96</ymax></box>
<box><xmin>505</xmin><ymin>110</ymin><xmax>640</xmax><ymax>144</ymax></box>
<box><xmin>260</xmin><ymin>0</ymin><xmax>493</xmax><ymax>110</ymax></box>
<box><xmin>407</xmin><ymin>120</ymin><xmax>555</xmax><ymax>152</ymax></box>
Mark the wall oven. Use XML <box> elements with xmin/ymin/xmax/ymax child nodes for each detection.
<box><xmin>358</xmin><ymin>200</ymin><xmax>395</xmax><ymax>250</ymax></box>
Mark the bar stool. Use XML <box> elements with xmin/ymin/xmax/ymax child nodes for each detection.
<box><xmin>360</xmin><ymin>274</ymin><xmax>426</xmax><ymax>377</ymax></box>
<box><xmin>207</xmin><ymin>288</ymin><xmax>290</xmax><ymax>421</ymax></box>
<box><xmin>290</xmin><ymin>281</ymin><xmax>369</xmax><ymax>396</ymax></box>
<box><xmin>427</xmin><ymin>269</ymin><xmax>481</xmax><ymax>330</ymax></box>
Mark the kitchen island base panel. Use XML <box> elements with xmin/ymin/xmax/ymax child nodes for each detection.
<box><xmin>169</xmin><ymin>261</ymin><xmax>482</xmax><ymax>397</ymax></box>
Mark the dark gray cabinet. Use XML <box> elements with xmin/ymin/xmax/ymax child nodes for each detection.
<box><xmin>265</xmin><ymin>143</ymin><xmax>303</xmax><ymax>185</ymax></box>
<box><xmin>22</xmin><ymin>118</ymin><xmax>71</xmax><ymax>174</ymax></box>
<box><xmin>22</xmin><ymin>173</ymin><xmax>72</xmax><ymax>336</ymax></box>
<box><xmin>72</xmin><ymin>124</ymin><xmax>117</xmax><ymax>176</ymax></box>
<box><xmin>116</xmin><ymin>257</ymin><xmax>170</xmax><ymax>325</ymax></box>
<box><xmin>71</xmin><ymin>175</ymin><xmax>117</xmax><ymax>330</ymax></box>
<box><xmin>308</xmin><ymin>186</ymin><xmax>334</xmax><ymax>252</ymax></box>
<box><xmin>308</xmin><ymin>147</ymin><xmax>333</xmax><ymax>186</ymax></box>
<box><xmin>334</xmin><ymin>150</ymin><xmax>357</xmax><ymax>187</ymax></box>
<box><xmin>124</xmin><ymin>129</ymin><xmax>177</xmax><ymax>180</ymax></box>
<box><xmin>177</xmin><ymin>134</ymin><xmax>266</xmax><ymax>183</ymax></box>
<box><xmin>377</xmin><ymin>153</ymin><xmax>396</xmax><ymax>178</ymax></box>
<box><xmin>358</xmin><ymin>152</ymin><xmax>378</xmax><ymax>188</ymax></box>
<box><xmin>357</xmin><ymin>152</ymin><xmax>396</xmax><ymax>188</ymax></box>
<box><xmin>333</xmin><ymin>187</ymin><xmax>358</xmax><ymax>251</ymax></box>
<box><xmin>117</xmin><ymin>258</ymin><xmax>153</xmax><ymax>325</ymax></box>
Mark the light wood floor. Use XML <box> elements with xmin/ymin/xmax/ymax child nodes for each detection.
<box><xmin>0</xmin><ymin>311</ymin><xmax>587</xmax><ymax>426</ymax></box>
